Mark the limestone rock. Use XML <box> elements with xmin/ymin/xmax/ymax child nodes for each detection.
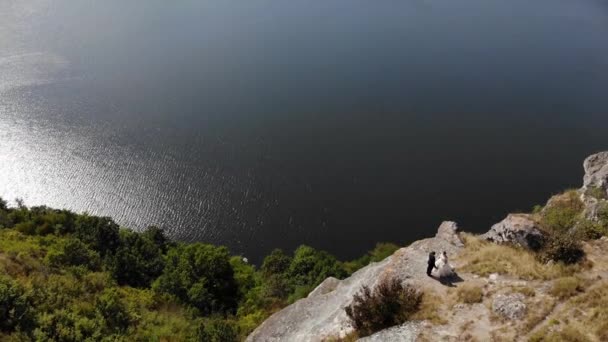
<box><xmin>583</xmin><ymin>151</ymin><xmax>608</xmax><ymax>193</ymax></box>
<box><xmin>357</xmin><ymin>322</ymin><xmax>422</xmax><ymax>342</ymax></box>
<box><xmin>492</xmin><ymin>293</ymin><xmax>526</xmax><ymax>320</ymax></box>
<box><xmin>246</xmin><ymin>222</ymin><xmax>465</xmax><ymax>342</ymax></box>
<box><xmin>481</xmin><ymin>214</ymin><xmax>545</xmax><ymax>250</ymax></box>
<box><xmin>435</xmin><ymin>221</ymin><xmax>464</xmax><ymax>248</ymax></box>
<box><xmin>307</xmin><ymin>277</ymin><xmax>340</xmax><ymax>298</ymax></box>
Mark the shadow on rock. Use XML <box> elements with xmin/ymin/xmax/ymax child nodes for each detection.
<box><xmin>434</xmin><ymin>273</ymin><xmax>464</xmax><ymax>287</ymax></box>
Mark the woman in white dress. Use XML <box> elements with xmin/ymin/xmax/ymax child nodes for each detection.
<box><xmin>434</xmin><ymin>251</ymin><xmax>455</xmax><ymax>278</ymax></box>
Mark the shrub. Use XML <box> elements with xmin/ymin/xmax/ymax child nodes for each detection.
<box><xmin>575</xmin><ymin>218</ymin><xmax>608</xmax><ymax>240</ymax></box>
<box><xmin>456</xmin><ymin>284</ymin><xmax>483</xmax><ymax>304</ymax></box>
<box><xmin>96</xmin><ymin>288</ymin><xmax>132</xmax><ymax>333</ymax></box>
<box><xmin>540</xmin><ymin>233</ymin><xmax>585</xmax><ymax>265</ymax></box>
<box><xmin>107</xmin><ymin>230</ymin><xmax>165</xmax><ymax>288</ymax></box>
<box><xmin>46</xmin><ymin>238</ymin><xmax>101</xmax><ymax>271</ymax></box>
<box><xmin>288</xmin><ymin>245</ymin><xmax>347</xmax><ymax>290</ymax></box>
<box><xmin>259</xmin><ymin>249</ymin><xmax>292</xmax><ymax>299</ymax></box>
<box><xmin>153</xmin><ymin>243</ymin><xmax>238</xmax><ymax>315</ymax></box>
<box><xmin>197</xmin><ymin>319</ymin><xmax>238</xmax><ymax>342</ymax></box>
<box><xmin>540</xmin><ymin>191</ymin><xmax>584</xmax><ymax>233</ymax></box>
<box><xmin>512</xmin><ymin>286</ymin><xmax>535</xmax><ymax>297</ymax></box>
<box><xmin>74</xmin><ymin>215</ymin><xmax>120</xmax><ymax>256</ymax></box>
<box><xmin>585</xmin><ymin>186</ymin><xmax>607</xmax><ymax>200</ymax></box>
<box><xmin>261</xmin><ymin>249</ymin><xmax>291</xmax><ymax>277</ymax></box>
<box><xmin>0</xmin><ymin>276</ymin><xmax>33</xmax><ymax>333</ymax></box>
<box><xmin>550</xmin><ymin>277</ymin><xmax>584</xmax><ymax>299</ymax></box>
<box><xmin>345</xmin><ymin>278</ymin><xmax>422</xmax><ymax>337</ymax></box>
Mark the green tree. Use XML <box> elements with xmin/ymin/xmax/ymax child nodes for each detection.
<box><xmin>96</xmin><ymin>288</ymin><xmax>132</xmax><ymax>333</ymax></box>
<box><xmin>142</xmin><ymin>226</ymin><xmax>171</xmax><ymax>253</ymax></box>
<box><xmin>259</xmin><ymin>249</ymin><xmax>292</xmax><ymax>299</ymax></box>
<box><xmin>74</xmin><ymin>215</ymin><xmax>120</xmax><ymax>256</ymax></box>
<box><xmin>107</xmin><ymin>230</ymin><xmax>164</xmax><ymax>288</ymax></box>
<box><xmin>153</xmin><ymin>244</ymin><xmax>238</xmax><ymax>315</ymax></box>
<box><xmin>46</xmin><ymin>238</ymin><xmax>101</xmax><ymax>271</ymax></box>
<box><xmin>288</xmin><ymin>245</ymin><xmax>347</xmax><ymax>289</ymax></box>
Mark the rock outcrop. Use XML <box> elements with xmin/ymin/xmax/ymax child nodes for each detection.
<box><xmin>246</xmin><ymin>222</ymin><xmax>465</xmax><ymax>342</ymax></box>
<box><xmin>583</xmin><ymin>151</ymin><xmax>608</xmax><ymax>194</ymax></box>
<box><xmin>481</xmin><ymin>214</ymin><xmax>545</xmax><ymax>250</ymax></box>
<box><xmin>492</xmin><ymin>293</ymin><xmax>526</xmax><ymax>320</ymax></box>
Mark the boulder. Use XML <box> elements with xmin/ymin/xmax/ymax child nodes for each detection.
<box><xmin>492</xmin><ymin>293</ymin><xmax>526</xmax><ymax>320</ymax></box>
<box><xmin>481</xmin><ymin>214</ymin><xmax>545</xmax><ymax>250</ymax></box>
<box><xmin>583</xmin><ymin>152</ymin><xmax>608</xmax><ymax>194</ymax></box>
<box><xmin>435</xmin><ymin>221</ymin><xmax>464</xmax><ymax>248</ymax></box>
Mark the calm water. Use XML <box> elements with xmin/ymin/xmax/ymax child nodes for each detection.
<box><xmin>1</xmin><ymin>0</ymin><xmax>607</xmax><ymax>262</ymax></box>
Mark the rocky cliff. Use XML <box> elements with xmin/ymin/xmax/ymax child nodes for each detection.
<box><xmin>247</xmin><ymin>151</ymin><xmax>608</xmax><ymax>342</ymax></box>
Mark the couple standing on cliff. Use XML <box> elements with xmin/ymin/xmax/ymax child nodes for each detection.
<box><xmin>427</xmin><ymin>251</ymin><xmax>455</xmax><ymax>278</ymax></box>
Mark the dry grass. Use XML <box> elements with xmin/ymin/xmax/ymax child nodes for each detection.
<box><xmin>521</xmin><ymin>296</ymin><xmax>557</xmax><ymax>333</ymax></box>
<box><xmin>512</xmin><ymin>286</ymin><xmax>535</xmax><ymax>297</ymax></box>
<box><xmin>456</xmin><ymin>284</ymin><xmax>483</xmax><ymax>304</ymax></box>
<box><xmin>568</xmin><ymin>282</ymin><xmax>608</xmax><ymax>340</ymax></box>
<box><xmin>410</xmin><ymin>291</ymin><xmax>447</xmax><ymax>325</ymax></box>
<box><xmin>529</xmin><ymin>324</ymin><xmax>590</xmax><ymax>342</ymax></box>
<box><xmin>457</xmin><ymin>234</ymin><xmax>582</xmax><ymax>280</ymax></box>
<box><xmin>550</xmin><ymin>277</ymin><xmax>584</xmax><ymax>299</ymax></box>
<box><xmin>323</xmin><ymin>332</ymin><xmax>359</xmax><ymax>342</ymax></box>
<box><xmin>526</xmin><ymin>282</ymin><xmax>608</xmax><ymax>341</ymax></box>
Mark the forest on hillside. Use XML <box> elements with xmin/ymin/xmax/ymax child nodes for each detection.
<box><xmin>0</xmin><ymin>197</ymin><xmax>398</xmax><ymax>341</ymax></box>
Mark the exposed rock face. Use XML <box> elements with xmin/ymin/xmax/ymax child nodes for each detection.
<box><xmin>481</xmin><ymin>214</ymin><xmax>545</xmax><ymax>250</ymax></box>
<box><xmin>246</xmin><ymin>222</ymin><xmax>464</xmax><ymax>342</ymax></box>
<box><xmin>579</xmin><ymin>152</ymin><xmax>608</xmax><ymax>220</ymax></box>
<box><xmin>436</xmin><ymin>221</ymin><xmax>464</xmax><ymax>248</ymax></box>
<box><xmin>583</xmin><ymin>152</ymin><xmax>608</xmax><ymax>193</ymax></box>
<box><xmin>307</xmin><ymin>277</ymin><xmax>340</xmax><ymax>298</ymax></box>
<box><xmin>357</xmin><ymin>322</ymin><xmax>422</xmax><ymax>342</ymax></box>
<box><xmin>492</xmin><ymin>293</ymin><xmax>526</xmax><ymax>320</ymax></box>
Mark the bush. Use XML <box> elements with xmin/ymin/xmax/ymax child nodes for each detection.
<box><xmin>197</xmin><ymin>319</ymin><xmax>238</xmax><ymax>342</ymax></box>
<box><xmin>153</xmin><ymin>243</ymin><xmax>238</xmax><ymax>315</ymax></box>
<box><xmin>288</xmin><ymin>245</ymin><xmax>347</xmax><ymax>290</ymax></box>
<box><xmin>0</xmin><ymin>276</ymin><xmax>33</xmax><ymax>333</ymax></box>
<box><xmin>107</xmin><ymin>230</ymin><xmax>165</xmax><ymax>288</ymax></box>
<box><xmin>585</xmin><ymin>186</ymin><xmax>607</xmax><ymax>200</ymax></box>
<box><xmin>345</xmin><ymin>278</ymin><xmax>422</xmax><ymax>337</ymax></box>
<box><xmin>96</xmin><ymin>288</ymin><xmax>132</xmax><ymax>333</ymax></box>
<box><xmin>550</xmin><ymin>277</ymin><xmax>584</xmax><ymax>299</ymax></box>
<box><xmin>74</xmin><ymin>215</ymin><xmax>120</xmax><ymax>257</ymax></box>
<box><xmin>575</xmin><ymin>219</ymin><xmax>608</xmax><ymax>240</ymax></box>
<box><xmin>540</xmin><ymin>233</ymin><xmax>585</xmax><ymax>265</ymax></box>
<box><xmin>456</xmin><ymin>284</ymin><xmax>483</xmax><ymax>304</ymax></box>
<box><xmin>46</xmin><ymin>238</ymin><xmax>101</xmax><ymax>271</ymax></box>
<box><xmin>540</xmin><ymin>191</ymin><xmax>584</xmax><ymax>233</ymax></box>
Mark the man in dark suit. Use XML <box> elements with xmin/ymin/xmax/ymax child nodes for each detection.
<box><xmin>427</xmin><ymin>251</ymin><xmax>436</xmax><ymax>277</ymax></box>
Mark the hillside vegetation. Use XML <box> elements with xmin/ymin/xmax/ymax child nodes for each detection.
<box><xmin>0</xmin><ymin>197</ymin><xmax>398</xmax><ymax>341</ymax></box>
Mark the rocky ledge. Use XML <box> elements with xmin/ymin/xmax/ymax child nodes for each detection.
<box><xmin>246</xmin><ymin>222</ymin><xmax>465</xmax><ymax>342</ymax></box>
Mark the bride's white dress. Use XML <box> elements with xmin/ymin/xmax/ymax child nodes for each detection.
<box><xmin>434</xmin><ymin>255</ymin><xmax>455</xmax><ymax>278</ymax></box>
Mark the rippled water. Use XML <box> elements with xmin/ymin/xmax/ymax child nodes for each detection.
<box><xmin>1</xmin><ymin>0</ymin><xmax>608</xmax><ymax>261</ymax></box>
